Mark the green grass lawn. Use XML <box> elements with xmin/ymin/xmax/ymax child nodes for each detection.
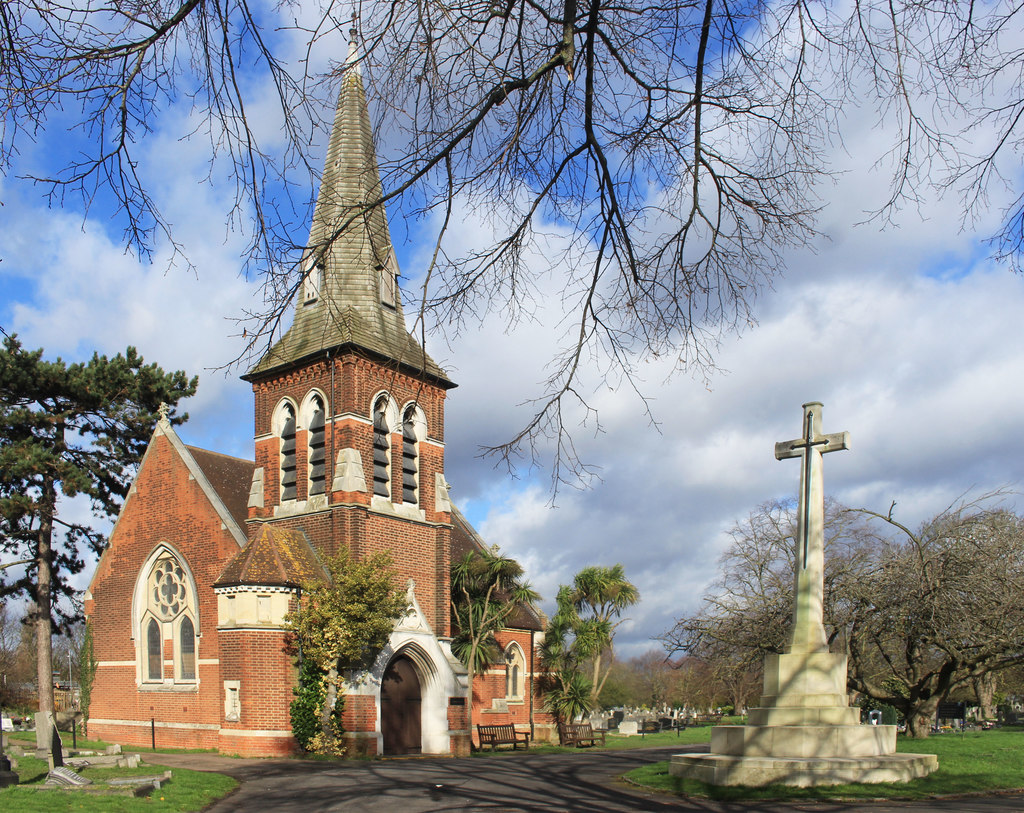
<box><xmin>0</xmin><ymin>737</ymin><xmax>237</xmax><ymax>812</ymax></box>
<box><xmin>624</xmin><ymin>728</ymin><xmax>1024</xmax><ymax>801</ymax></box>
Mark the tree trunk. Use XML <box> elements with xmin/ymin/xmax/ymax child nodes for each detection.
<box><xmin>466</xmin><ymin>654</ymin><xmax>476</xmax><ymax>752</ymax></box>
<box><xmin>590</xmin><ymin>653</ymin><xmax>602</xmax><ymax>707</ymax></box>
<box><xmin>319</xmin><ymin>663</ymin><xmax>339</xmax><ymax>750</ymax></box>
<box><xmin>35</xmin><ymin>476</ymin><xmax>56</xmax><ymax>715</ymax></box>
<box><xmin>973</xmin><ymin>672</ymin><xmax>996</xmax><ymax>721</ymax></box>
<box><xmin>905</xmin><ymin>695</ymin><xmax>939</xmax><ymax>738</ymax></box>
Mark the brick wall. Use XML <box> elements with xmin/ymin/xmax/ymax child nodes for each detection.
<box><xmin>86</xmin><ymin>432</ymin><xmax>239</xmax><ymax>751</ymax></box>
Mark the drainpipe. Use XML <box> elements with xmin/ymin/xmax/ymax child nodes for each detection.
<box><xmin>328</xmin><ymin>349</ymin><xmax>334</xmax><ymax>510</ymax></box>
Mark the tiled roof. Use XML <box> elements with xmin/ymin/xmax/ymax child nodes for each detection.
<box><xmin>450</xmin><ymin>506</ymin><xmax>544</xmax><ymax>632</ymax></box>
<box><xmin>214</xmin><ymin>525</ymin><xmax>328</xmax><ymax>589</ymax></box>
<box><xmin>186</xmin><ymin>446</ymin><xmax>254</xmax><ymax>531</ymax></box>
<box><xmin>245</xmin><ymin>45</ymin><xmax>452</xmax><ymax>387</ymax></box>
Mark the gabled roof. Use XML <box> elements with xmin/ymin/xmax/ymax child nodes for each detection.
<box><xmin>245</xmin><ymin>27</ymin><xmax>452</xmax><ymax>387</ymax></box>
<box><xmin>450</xmin><ymin>505</ymin><xmax>544</xmax><ymax>632</ymax></box>
<box><xmin>186</xmin><ymin>446</ymin><xmax>254</xmax><ymax>531</ymax></box>
<box><xmin>86</xmin><ymin>419</ymin><xmax>253</xmax><ymax>598</ymax></box>
<box><xmin>214</xmin><ymin>524</ymin><xmax>328</xmax><ymax>589</ymax></box>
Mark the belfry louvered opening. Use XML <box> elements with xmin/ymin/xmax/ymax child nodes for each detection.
<box><xmin>402</xmin><ymin>408</ymin><xmax>418</xmax><ymax>504</ymax></box>
<box><xmin>280</xmin><ymin>404</ymin><xmax>297</xmax><ymax>501</ymax></box>
<box><xmin>373</xmin><ymin>399</ymin><xmax>390</xmax><ymax>498</ymax></box>
<box><xmin>308</xmin><ymin>396</ymin><xmax>326</xmax><ymax>496</ymax></box>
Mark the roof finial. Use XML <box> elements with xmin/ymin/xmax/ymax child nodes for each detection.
<box><xmin>158</xmin><ymin>402</ymin><xmax>170</xmax><ymax>426</ymax></box>
<box><xmin>346</xmin><ymin>11</ymin><xmax>361</xmax><ymax>73</ymax></box>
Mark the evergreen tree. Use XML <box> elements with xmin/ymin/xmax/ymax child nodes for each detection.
<box><xmin>541</xmin><ymin>564</ymin><xmax>639</xmax><ymax>718</ymax></box>
<box><xmin>0</xmin><ymin>334</ymin><xmax>196</xmax><ymax>715</ymax></box>
<box><xmin>78</xmin><ymin>621</ymin><xmax>98</xmax><ymax>735</ymax></box>
<box><xmin>284</xmin><ymin>548</ymin><xmax>408</xmax><ymax>755</ymax></box>
<box><xmin>450</xmin><ymin>547</ymin><xmax>539</xmax><ymax>748</ymax></box>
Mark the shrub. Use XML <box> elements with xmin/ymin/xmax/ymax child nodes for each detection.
<box><xmin>290</xmin><ymin>659</ymin><xmax>343</xmax><ymax>752</ymax></box>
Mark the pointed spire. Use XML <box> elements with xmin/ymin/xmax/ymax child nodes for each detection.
<box><xmin>346</xmin><ymin>12</ymin><xmax>361</xmax><ymax>74</ymax></box>
<box><xmin>246</xmin><ymin>18</ymin><xmax>451</xmax><ymax>386</ymax></box>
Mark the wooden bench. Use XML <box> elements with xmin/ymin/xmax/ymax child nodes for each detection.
<box><xmin>477</xmin><ymin>723</ymin><xmax>530</xmax><ymax>751</ymax></box>
<box><xmin>558</xmin><ymin>722</ymin><xmax>606</xmax><ymax>747</ymax></box>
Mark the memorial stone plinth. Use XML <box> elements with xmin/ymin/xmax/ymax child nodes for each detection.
<box><xmin>671</xmin><ymin>403</ymin><xmax>938</xmax><ymax>787</ymax></box>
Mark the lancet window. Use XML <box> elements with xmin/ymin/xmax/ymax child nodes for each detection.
<box><xmin>279</xmin><ymin>402</ymin><xmax>298</xmax><ymax>501</ymax></box>
<box><xmin>505</xmin><ymin>643</ymin><xmax>525</xmax><ymax>702</ymax></box>
<box><xmin>372</xmin><ymin>398</ymin><xmax>391</xmax><ymax>498</ymax></box>
<box><xmin>401</xmin><ymin>407</ymin><xmax>419</xmax><ymax>505</ymax></box>
<box><xmin>308</xmin><ymin>395</ymin><xmax>327</xmax><ymax>496</ymax></box>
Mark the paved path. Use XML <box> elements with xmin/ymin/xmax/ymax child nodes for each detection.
<box><xmin>140</xmin><ymin>746</ymin><xmax>1024</xmax><ymax>812</ymax></box>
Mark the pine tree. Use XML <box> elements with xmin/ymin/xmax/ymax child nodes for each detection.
<box><xmin>0</xmin><ymin>334</ymin><xmax>196</xmax><ymax>715</ymax></box>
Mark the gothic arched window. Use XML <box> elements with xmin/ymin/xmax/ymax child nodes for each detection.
<box><xmin>146</xmin><ymin>619</ymin><xmax>162</xmax><ymax>682</ymax></box>
<box><xmin>279</xmin><ymin>402</ymin><xmax>297</xmax><ymax>501</ymax></box>
<box><xmin>372</xmin><ymin>397</ymin><xmax>391</xmax><ymax>499</ymax></box>
<box><xmin>505</xmin><ymin>643</ymin><xmax>525</xmax><ymax>702</ymax></box>
<box><xmin>401</xmin><ymin>407</ymin><xmax>419</xmax><ymax>505</ymax></box>
<box><xmin>307</xmin><ymin>395</ymin><xmax>327</xmax><ymax>497</ymax></box>
<box><xmin>179</xmin><ymin>616</ymin><xmax>196</xmax><ymax>680</ymax></box>
<box><xmin>136</xmin><ymin>546</ymin><xmax>199</xmax><ymax>687</ymax></box>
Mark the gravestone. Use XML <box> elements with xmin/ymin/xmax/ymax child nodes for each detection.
<box><xmin>45</xmin><ymin>765</ymin><xmax>91</xmax><ymax>786</ymax></box>
<box><xmin>671</xmin><ymin>403</ymin><xmax>939</xmax><ymax>787</ymax></box>
<box><xmin>0</xmin><ymin>712</ymin><xmax>18</xmax><ymax>787</ymax></box>
<box><xmin>618</xmin><ymin>721</ymin><xmax>638</xmax><ymax>736</ymax></box>
<box><xmin>46</xmin><ymin>724</ymin><xmax>65</xmax><ymax>773</ymax></box>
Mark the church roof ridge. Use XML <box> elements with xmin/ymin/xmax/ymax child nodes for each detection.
<box><xmin>183</xmin><ymin>445</ymin><xmax>255</xmax><ymax>466</ymax></box>
<box><xmin>245</xmin><ymin>21</ymin><xmax>452</xmax><ymax>388</ymax></box>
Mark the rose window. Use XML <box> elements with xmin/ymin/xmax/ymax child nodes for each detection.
<box><xmin>151</xmin><ymin>557</ymin><xmax>187</xmax><ymax>618</ymax></box>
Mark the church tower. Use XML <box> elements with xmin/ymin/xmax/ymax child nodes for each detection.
<box><xmin>236</xmin><ymin>26</ymin><xmax>466</xmax><ymax>755</ymax></box>
<box><xmin>84</xmin><ymin>23</ymin><xmax>548</xmax><ymax>761</ymax></box>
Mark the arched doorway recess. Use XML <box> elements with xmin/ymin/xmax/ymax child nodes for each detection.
<box><xmin>380</xmin><ymin>655</ymin><xmax>422</xmax><ymax>755</ymax></box>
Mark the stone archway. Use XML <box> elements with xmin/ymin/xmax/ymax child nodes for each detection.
<box><xmin>380</xmin><ymin>654</ymin><xmax>422</xmax><ymax>755</ymax></box>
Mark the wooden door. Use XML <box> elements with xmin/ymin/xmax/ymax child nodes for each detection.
<box><xmin>381</xmin><ymin>655</ymin><xmax>422</xmax><ymax>755</ymax></box>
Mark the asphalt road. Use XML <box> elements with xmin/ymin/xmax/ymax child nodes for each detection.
<box><xmin>142</xmin><ymin>745</ymin><xmax>1024</xmax><ymax>812</ymax></box>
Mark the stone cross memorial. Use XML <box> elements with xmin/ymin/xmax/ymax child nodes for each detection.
<box><xmin>774</xmin><ymin>402</ymin><xmax>848</xmax><ymax>654</ymax></box>
<box><xmin>670</xmin><ymin>401</ymin><xmax>938</xmax><ymax>787</ymax></box>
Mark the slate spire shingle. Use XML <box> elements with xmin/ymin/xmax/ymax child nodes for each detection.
<box><xmin>246</xmin><ymin>21</ymin><xmax>451</xmax><ymax>386</ymax></box>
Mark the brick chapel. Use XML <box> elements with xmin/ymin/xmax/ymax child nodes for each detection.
<box><xmin>84</xmin><ymin>33</ymin><xmax>551</xmax><ymax>757</ymax></box>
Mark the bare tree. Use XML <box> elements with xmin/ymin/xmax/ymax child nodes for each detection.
<box><xmin>843</xmin><ymin>495</ymin><xmax>1024</xmax><ymax>738</ymax></box>
<box><xmin>664</xmin><ymin>494</ymin><xmax>1024</xmax><ymax>738</ymax></box>
<box><xmin>662</xmin><ymin>499</ymin><xmax>874</xmax><ymax>661</ymax></box>
<box><xmin>4</xmin><ymin>1</ymin><xmax>1024</xmax><ymax>483</ymax></box>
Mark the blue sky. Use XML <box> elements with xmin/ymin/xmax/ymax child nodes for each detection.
<box><xmin>3</xmin><ymin>7</ymin><xmax>1024</xmax><ymax>658</ymax></box>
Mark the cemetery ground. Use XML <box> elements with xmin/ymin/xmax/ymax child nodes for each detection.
<box><xmin>0</xmin><ymin>729</ymin><xmax>236</xmax><ymax>812</ymax></box>
<box><xmin>4</xmin><ymin>724</ymin><xmax>1024</xmax><ymax>810</ymax></box>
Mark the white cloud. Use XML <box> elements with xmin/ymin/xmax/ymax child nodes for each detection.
<box><xmin>3</xmin><ymin>7</ymin><xmax>1024</xmax><ymax>665</ymax></box>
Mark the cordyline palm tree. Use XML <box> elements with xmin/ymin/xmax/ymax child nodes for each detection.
<box><xmin>450</xmin><ymin>548</ymin><xmax>539</xmax><ymax>748</ymax></box>
<box><xmin>540</xmin><ymin>586</ymin><xmax>595</xmax><ymax>723</ymax></box>
<box><xmin>543</xmin><ymin>565</ymin><xmax>640</xmax><ymax>712</ymax></box>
